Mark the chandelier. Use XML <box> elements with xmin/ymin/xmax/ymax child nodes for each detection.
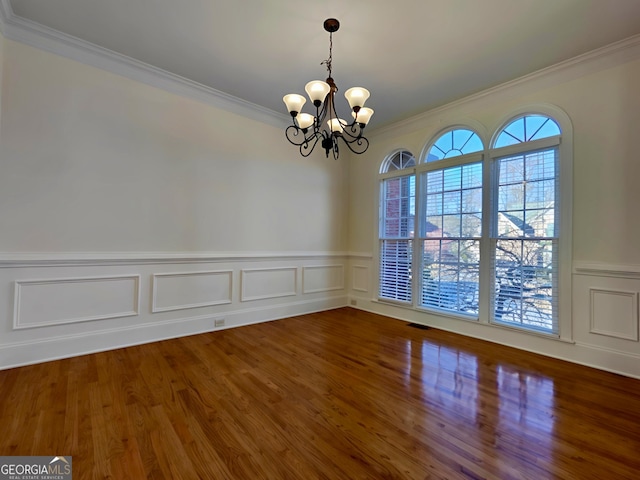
<box><xmin>283</xmin><ymin>18</ymin><xmax>374</xmax><ymax>160</ymax></box>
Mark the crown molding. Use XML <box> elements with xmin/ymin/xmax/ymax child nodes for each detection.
<box><xmin>0</xmin><ymin>0</ymin><xmax>11</xmax><ymax>36</ymax></box>
<box><xmin>370</xmin><ymin>33</ymin><xmax>640</xmax><ymax>140</ymax></box>
<box><xmin>0</xmin><ymin>0</ymin><xmax>289</xmax><ymax>128</ymax></box>
<box><xmin>3</xmin><ymin>3</ymin><xmax>640</xmax><ymax>138</ymax></box>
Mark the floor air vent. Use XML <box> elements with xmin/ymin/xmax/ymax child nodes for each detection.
<box><xmin>408</xmin><ymin>323</ymin><xmax>430</xmax><ymax>330</ymax></box>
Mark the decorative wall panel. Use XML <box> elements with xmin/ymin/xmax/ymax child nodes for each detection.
<box><xmin>589</xmin><ymin>288</ymin><xmax>639</xmax><ymax>341</ymax></box>
<box><xmin>14</xmin><ymin>275</ymin><xmax>140</xmax><ymax>329</ymax></box>
<box><xmin>241</xmin><ymin>267</ymin><xmax>297</xmax><ymax>301</ymax></box>
<box><xmin>352</xmin><ymin>265</ymin><xmax>370</xmax><ymax>293</ymax></box>
<box><xmin>152</xmin><ymin>270</ymin><xmax>232</xmax><ymax>313</ymax></box>
<box><xmin>302</xmin><ymin>265</ymin><xmax>344</xmax><ymax>293</ymax></box>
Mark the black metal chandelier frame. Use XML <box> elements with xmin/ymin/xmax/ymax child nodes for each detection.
<box><xmin>284</xmin><ymin>19</ymin><xmax>372</xmax><ymax>160</ymax></box>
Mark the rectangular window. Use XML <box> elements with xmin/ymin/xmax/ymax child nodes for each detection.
<box><xmin>420</xmin><ymin>162</ymin><xmax>482</xmax><ymax>315</ymax></box>
<box><xmin>379</xmin><ymin>175</ymin><xmax>415</xmax><ymax>303</ymax></box>
<box><xmin>491</xmin><ymin>148</ymin><xmax>558</xmax><ymax>333</ymax></box>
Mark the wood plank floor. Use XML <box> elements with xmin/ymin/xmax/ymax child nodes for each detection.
<box><xmin>1</xmin><ymin>308</ymin><xmax>639</xmax><ymax>479</ymax></box>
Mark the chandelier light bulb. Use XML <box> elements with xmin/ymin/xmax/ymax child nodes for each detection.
<box><xmin>305</xmin><ymin>81</ymin><xmax>331</xmax><ymax>106</ymax></box>
<box><xmin>327</xmin><ymin>118</ymin><xmax>345</xmax><ymax>133</ymax></box>
<box><xmin>297</xmin><ymin>113</ymin><xmax>315</xmax><ymax>130</ymax></box>
<box><xmin>344</xmin><ymin>87</ymin><xmax>370</xmax><ymax>110</ymax></box>
<box><xmin>283</xmin><ymin>94</ymin><xmax>306</xmax><ymax>116</ymax></box>
<box><xmin>352</xmin><ymin>107</ymin><xmax>374</xmax><ymax>125</ymax></box>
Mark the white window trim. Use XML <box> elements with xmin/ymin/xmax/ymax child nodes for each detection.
<box><xmin>375</xmin><ymin>104</ymin><xmax>573</xmax><ymax>342</ymax></box>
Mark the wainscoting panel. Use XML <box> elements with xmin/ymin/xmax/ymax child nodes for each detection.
<box><xmin>14</xmin><ymin>275</ymin><xmax>140</xmax><ymax>329</ymax></box>
<box><xmin>152</xmin><ymin>270</ymin><xmax>232</xmax><ymax>313</ymax></box>
<box><xmin>589</xmin><ymin>288</ymin><xmax>639</xmax><ymax>341</ymax></box>
<box><xmin>0</xmin><ymin>253</ymin><xmax>348</xmax><ymax>369</ymax></box>
<box><xmin>352</xmin><ymin>265</ymin><xmax>370</xmax><ymax>293</ymax></box>
<box><xmin>241</xmin><ymin>267</ymin><xmax>298</xmax><ymax>302</ymax></box>
<box><xmin>302</xmin><ymin>265</ymin><xmax>344</xmax><ymax>294</ymax></box>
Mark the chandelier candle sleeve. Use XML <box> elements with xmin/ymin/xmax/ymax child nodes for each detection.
<box><xmin>283</xmin><ymin>18</ymin><xmax>373</xmax><ymax>159</ymax></box>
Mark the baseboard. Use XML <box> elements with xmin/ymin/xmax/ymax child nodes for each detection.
<box><xmin>0</xmin><ymin>295</ymin><xmax>347</xmax><ymax>370</ymax></box>
<box><xmin>350</xmin><ymin>300</ymin><xmax>640</xmax><ymax>380</ymax></box>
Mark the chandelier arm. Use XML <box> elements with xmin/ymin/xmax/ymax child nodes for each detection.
<box><xmin>285</xmin><ymin>125</ymin><xmax>318</xmax><ymax>147</ymax></box>
<box><xmin>315</xmin><ymin>102</ymin><xmax>329</xmax><ymax>131</ymax></box>
<box><xmin>339</xmin><ymin>135</ymin><xmax>370</xmax><ymax>155</ymax></box>
<box><xmin>299</xmin><ymin>134</ymin><xmax>322</xmax><ymax>157</ymax></box>
<box><xmin>339</xmin><ymin>122</ymin><xmax>364</xmax><ymax>141</ymax></box>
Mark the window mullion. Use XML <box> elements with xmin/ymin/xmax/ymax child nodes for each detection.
<box><xmin>478</xmin><ymin>152</ymin><xmax>493</xmax><ymax>324</ymax></box>
<box><xmin>412</xmin><ymin>172</ymin><xmax>423</xmax><ymax>308</ymax></box>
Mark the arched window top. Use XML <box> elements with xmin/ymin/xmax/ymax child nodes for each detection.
<box><xmin>425</xmin><ymin>128</ymin><xmax>483</xmax><ymax>162</ymax></box>
<box><xmin>494</xmin><ymin>114</ymin><xmax>561</xmax><ymax>148</ymax></box>
<box><xmin>381</xmin><ymin>150</ymin><xmax>416</xmax><ymax>173</ymax></box>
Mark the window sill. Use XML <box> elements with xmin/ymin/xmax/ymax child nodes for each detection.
<box><xmin>372</xmin><ymin>298</ymin><xmax>574</xmax><ymax>344</ymax></box>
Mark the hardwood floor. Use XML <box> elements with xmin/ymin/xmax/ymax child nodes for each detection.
<box><xmin>1</xmin><ymin>308</ymin><xmax>639</xmax><ymax>479</ymax></box>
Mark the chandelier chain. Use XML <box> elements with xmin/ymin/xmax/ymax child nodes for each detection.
<box><xmin>321</xmin><ymin>32</ymin><xmax>333</xmax><ymax>77</ymax></box>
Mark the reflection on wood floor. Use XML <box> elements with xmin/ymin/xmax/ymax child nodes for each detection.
<box><xmin>0</xmin><ymin>307</ymin><xmax>638</xmax><ymax>479</ymax></box>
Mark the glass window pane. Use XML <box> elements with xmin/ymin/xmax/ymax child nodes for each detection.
<box><xmin>443</xmin><ymin>167</ymin><xmax>462</xmax><ymax>191</ymax></box>
<box><xmin>526</xmin><ymin>115</ymin><xmax>561</xmax><ymax>141</ymax></box>
<box><xmin>426</xmin><ymin>216</ymin><xmax>443</xmax><ymax>234</ymax></box>
<box><xmin>498</xmin><ymin>185</ymin><xmax>524</xmax><ymax>212</ymax></box>
<box><xmin>461</xmin><ymin>187</ymin><xmax>482</xmax><ymax>214</ymax></box>
<box><xmin>461</xmin><ymin>213</ymin><xmax>482</xmax><ymax>237</ymax></box>
<box><xmin>525</xmin><ymin>179</ymin><xmax>555</xmax><ymax>208</ymax></box>
<box><xmin>379</xmin><ymin>240</ymin><xmax>413</xmax><ymax>302</ymax></box>
<box><xmin>426</xmin><ymin>170</ymin><xmax>444</xmax><ymax>192</ymax></box>
<box><xmin>442</xmin><ymin>214</ymin><xmax>461</xmax><ymax>237</ymax></box>
<box><xmin>499</xmin><ymin>157</ymin><xmax>524</xmax><ymax>184</ymax></box>
<box><xmin>526</xmin><ymin>151</ymin><xmax>556</xmax><ymax>181</ymax></box>
<box><xmin>494</xmin><ymin>115</ymin><xmax>561</xmax><ymax>148</ymax></box>
<box><xmin>384</xmin><ymin>150</ymin><xmax>416</xmax><ymax>173</ymax></box>
<box><xmin>494</xmin><ymin>131</ymin><xmax>520</xmax><ymax>149</ymax></box>
<box><xmin>421</xmin><ymin>239</ymin><xmax>480</xmax><ymax>314</ymax></box>
<box><xmin>426</xmin><ymin>193</ymin><xmax>443</xmax><ymax>216</ymax></box>
<box><xmin>381</xmin><ymin>175</ymin><xmax>415</xmax><ymax>238</ymax></box>
<box><xmin>442</xmin><ymin>191</ymin><xmax>461</xmax><ymax>214</ymax></box>
<box><xmin>524</xmin><ymin>209</ymin><xmax>555</xmax><ymax>237</ymax></box>
<box><xmin>427</xmin><ymin>129</ymin><xmax>483</xmax><ymax>162</ymax></box>
<box><xmin>493</xmin><ymin>239</ymin><xmax>556</xmax><ymax>332</ymax></box>
<box><xmin>461</xmin><ymin>163</ymin><xmax>483</xmax><ymax>189</ymax></box>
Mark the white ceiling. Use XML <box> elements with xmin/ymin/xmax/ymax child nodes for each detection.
<box><xmin>7</xmin><ymin>0</ymin><xmax>640</xmax><ymax>128</ymax></box>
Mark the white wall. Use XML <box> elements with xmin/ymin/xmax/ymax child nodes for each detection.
<box><xmin>348</xmin><ymin>38</ymin><xmax>640</xmax><ymax>378</ymax></box>
<box><xmin>0</xmin><ymin>37</ymin><xmax>350</xmax><ymax>368</ymax></box>
<box><xmin>0</xmin><ymin>30</ymin><xmax>4</xmax><ymax>129</ymax></box>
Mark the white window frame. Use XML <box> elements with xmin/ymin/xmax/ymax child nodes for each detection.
<box><xmin>375</xmin><ymin>105</ymin><xmax>573</xmax><ymax>342</ymax></box>
<box><xmin>378</xmin><ymin>150</ymin><xmax>417</xmax><ymax>305</ymax></box>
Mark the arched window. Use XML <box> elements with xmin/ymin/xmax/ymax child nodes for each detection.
<box><xmin>426</xmin><ymin>128</ymin><xmax>483</xmax><ymax>161</ymax></box>
<box><xmin>493</xmin><ymin>115</ymin><xmax>560</xmax><ymax>148</ymax></box>
<box><xmin>376</xmin><ymin>109</ymin><xmax>571</xmax><ymax>339</ymax></box>
<box><xmin>378</xmin><ymin>151</ymin><xmax>416</xmax><ymax>303</ymax></box>
<box><xmin>417</xmin><ymin>128</ymin><xmax>485</xmax><ymax>315</ymax></box>
<box><xmin>490</xmin><ymin>114</ymin><xmax>562</xmax><ymax>334</ymax></box>
<box><xmin>381</xmin><ymin>150</ymin><xmax>416</xmax><ymax>172</ymax></box>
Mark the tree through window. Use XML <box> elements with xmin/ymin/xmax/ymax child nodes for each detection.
<box><xmin>377</xmin><ymin>112</ymin><xmax>567</xmax><ymax>337</ymax></box>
